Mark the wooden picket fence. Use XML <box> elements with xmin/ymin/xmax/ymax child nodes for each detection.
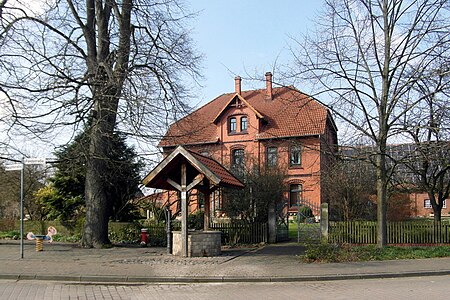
<box><xmin>329</xmin><ymin>220</ymin><xmax>450</xmax><ymax>244</ymax></box>
<box><xmin>145</xmin><ymin>222</ymin><xmax>267</xmax><ymax>246</ymax></box>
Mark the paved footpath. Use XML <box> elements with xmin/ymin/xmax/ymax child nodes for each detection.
<box><xmin>2</xmin><ymin>276</ymin><xmax>450</xmax><ymax>300</ymax></box>
<box><xmin>1</xmin><ymin>240</ymin><xmax>450</xmax><ymax>283</ymax></box>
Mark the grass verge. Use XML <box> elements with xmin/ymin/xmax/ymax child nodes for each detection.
<box><xmin>301</xmin><ymin>243</ymin><xmax>450</xmax><ymax>263</ymax></box>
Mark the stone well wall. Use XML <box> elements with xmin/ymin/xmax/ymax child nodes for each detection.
<box><xmin>172</xmin><ymin>231</ymin><xmax>221</xmax><ymax>257</ymax></box>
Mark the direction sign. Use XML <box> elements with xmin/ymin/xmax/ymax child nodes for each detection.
<box><xmin>24</xmin><ymin>158</ymin><xmax>46</xmax><ymax>165</ymax></box>
<box><xmin>4</xmin><ymin>164</ymin><xmax>23</xmax><ymax>171</ymax></box>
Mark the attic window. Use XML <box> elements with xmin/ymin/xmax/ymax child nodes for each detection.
<box><xmin>229</xmin><ymin>117</ymin><xmax>237</xmax><ymax>133</ymax></box>
<box><xmin>241</xmin><ymin>116</ymin><xmax>248</xmax><ymax>131</ymax></box>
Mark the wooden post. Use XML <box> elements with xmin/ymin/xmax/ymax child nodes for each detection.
<box><xmin>165</xmin><ymin>207</ymin><xmax>172</xmax><ymax>255</ymax></box>
<box><xmin>204</xmin><ymin>188</ymin><xmax>211</xmax><ymax>231</ymax></box>
<box><xmin>320</xmin><ymin>203</ymin><xmax>329</xmax><ymax>242</ymax></box>
<box><xmin>181</xmin><ymin>163</ymin><xmax>188</xmax><ymax>257</ymax></box>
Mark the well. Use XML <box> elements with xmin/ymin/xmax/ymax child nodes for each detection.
<box><xmin>172</xmin><ymin>231</ymin><xmax>221</xmax><ymax>257</ymax></box>
<box><xmin>142</xmin><ymin>146</ymin><xmax>244</xmax><ymax>257</ymax></box>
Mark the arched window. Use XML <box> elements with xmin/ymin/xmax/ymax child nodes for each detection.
<box><xmin>241</xmin><ymin>116</ymin><xmax>248</xmax><ymax>131</ymax></box>
<box><xmin>231</xmin><ymin>148</ymin><xmax>245</xmax><ymax>176</ymax></box>
<box><xmin>232</xmin><ymin>149</ymin><xmax>244</xmax><ymax>166</ymax></box>
<box><xmin>290</xmin><ymin>145</ymin><xmax>302</xmax><ymax>166</ymax></box>
<box><xmin>229</xmin><ymin>117</ymin><xmax>237</xmax><ymax>133</ymax></box>
<box><xmin>266</xmin><ymin>146</ymin><xmax>277</xmax><ymax>167</ymax></box>
<box><xmin>289</xmin><ymin>184</ymin><xmax>302</xmax><ymax>207</ymax></box>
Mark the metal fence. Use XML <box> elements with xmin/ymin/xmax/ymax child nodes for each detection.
<box><xmin>210</xmin><ymin>222</ymin><xmax>267</xmax><ymax>245</ymax></box>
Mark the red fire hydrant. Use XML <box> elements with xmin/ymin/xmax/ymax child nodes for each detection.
<box><xmin>140</xmin><ymin>228</ymin><xmax>149</xmax><ymax>247</ymax></box>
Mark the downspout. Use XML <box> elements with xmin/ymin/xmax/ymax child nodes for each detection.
<box><xmin>258</xmin><ymin>132</ymin><xmax>261</xmax><ymax>174</ymax></box>
<box><xmin>220</xmin><ymin>118</ymin><xmax>224</xmax><ymax>165</ymax></box>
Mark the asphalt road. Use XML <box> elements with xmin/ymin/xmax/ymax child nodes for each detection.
<box><xmin>1</xmin><ymin>275</ymin><xmax>450</xmax><ymax>299</ymax></box>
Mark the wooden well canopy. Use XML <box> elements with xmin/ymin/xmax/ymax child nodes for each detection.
<box><xmin>142</xmin><ymin>146</ymin><xmax>244</xmax><ymax>257</ymax></box>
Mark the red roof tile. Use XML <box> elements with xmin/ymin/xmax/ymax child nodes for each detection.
<box><xmin>142</xmin><ymin>146</ymin><xmax>244</xmax><ymax>190</ymax></box>
<box><xmin>188</xmin><ymin>151</ymin><xmax>244</xmax><ymax>188</ymax></box>
<box><xmin>159</xmin><ymin>86</ymin><xmax>331</xmax><ymax>147</ymax></box>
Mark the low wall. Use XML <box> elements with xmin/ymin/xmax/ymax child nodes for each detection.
<box><xmin>172</xmin><ymin>231</ymin><xmax>221</xmax><ymax>257</ymax></box>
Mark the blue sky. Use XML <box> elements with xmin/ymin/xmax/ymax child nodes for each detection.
<box><xmin>189</xmin><ymin>0</ymin><xmax>322</xmax><ymax>106</ymax></box>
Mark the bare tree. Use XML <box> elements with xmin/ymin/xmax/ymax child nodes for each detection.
<box><xmin>400</xmin><ymin>70</ymin><xmax>450</xmax><ymax>221</ymax></box>
<box><xmin>0</xmin><ymin>161</ymin><xmax>46</xmax><ymax>221</ymax></box>
<box><xmin>322</xmin><ymin>157</ymin><xmax>377</xmax><ymax>221</ymax></box>
<box><xmin>0</xmin><ymin>162</ymin><xmax>20</xmax><ymax>220</ymax></box>
<box><xmin>0</xmin><ymin>0</ymin><xmax>201</xmax><ymax>247</ymax></box>
<box><xmin>287</xmin><ymin>0</ymin><xmax>450</xmax><ymax>246</ymax></box>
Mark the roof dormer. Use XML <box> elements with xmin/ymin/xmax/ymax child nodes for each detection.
<box><xmin>212</xmin><ymin>93</ymin><xmax>264</xmax><ymax>124</ymax></box>
<box><xmin>212</xmin><ymin>76</ymin><xmax>265</xmax><ymax>125</ymax></box>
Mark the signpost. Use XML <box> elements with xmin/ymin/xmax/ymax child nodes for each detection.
<box><xmin>24</xmin><ymin>158</ymin><xmax>46</xmax><ymax>165</ymax></box>
<box><xmin>4</xmin><ymin>164</ymin><xmax>23</xmax><ymax>171</ymax></box>
<box><xmin>4</xmin><ymin>157</ymin><xmax>46</xmax><ymax>259</ymax></box>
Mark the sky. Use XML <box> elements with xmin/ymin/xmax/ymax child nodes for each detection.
<box><xmin>188</xmin><ymin>0</ymin><xmax>322</xmax><ymax>106</ymax></box>
<box><xmin>0</xmin><ymin>0</ymin><xmax>324</xmax><ymax>161</ymax></box>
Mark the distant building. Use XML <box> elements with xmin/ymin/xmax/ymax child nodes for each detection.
<box><xmin>341</xmin><ymin>143</ymin><xmax>450</xmax><ymax>219</ymax></box>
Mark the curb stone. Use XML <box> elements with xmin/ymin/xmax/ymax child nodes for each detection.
<box><xmin>2</xmin><ymin>269</ymin><xmax>450</xmax><ymax>284</ymax></box>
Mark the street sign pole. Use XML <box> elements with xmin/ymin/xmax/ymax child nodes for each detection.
<box><xmin>20</xmin><ymin>157</ymin><xmax>24</xmax><ymax>259</ymax></box>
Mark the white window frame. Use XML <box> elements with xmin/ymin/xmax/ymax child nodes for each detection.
<box><xmin>240</xmin><ymin>116</ymin><xmax>248</xmax><ymax>132</ymax></box>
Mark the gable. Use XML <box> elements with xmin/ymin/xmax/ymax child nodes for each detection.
<box><xmin>212</xmin><ymin>93</ymin><xmax>264</xmax><ymax>124</ymax></box>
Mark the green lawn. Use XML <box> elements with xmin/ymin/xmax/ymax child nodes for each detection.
<box><xmin>289</xmin><ymin>222</ymin><xmax>321</xmax><ymax>242</ymax></box>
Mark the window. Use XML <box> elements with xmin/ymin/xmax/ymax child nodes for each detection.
<box><xmin>232</xmin><ymin>149</ymin><xmax>244</xmax><ymax>167</ymax></box>
<box><xmin>289</xmin><ymin>184</ymin><xmax>302</xmax><ymax>207</ymax></box>
<box><xmin>266</xmin><ymin>147</ymin><xmax>278</xmax><ymax>167</ymax></box>
<box><xmin>241</xmin><ymin>116</ymin><xmax>248</xmax><ymax>131</ymax></box>
<box><xmin>231</xmin><ymin>149</ymin><xmax>245</xmax><ymax>176</ymax></box>
<box><xmin>229</xmin><ymin>117</ymin><xmax>237</xmax><ymax>133</ymax></box>
<box><xmin>290</xmin><ymin>145</ymin><xmax>302</xmax><ymax>166</ymax></box>
<box><xmin>425</xmin><ymin>199</ymin><xmax>447</xmax><ymax>208</ymax></box>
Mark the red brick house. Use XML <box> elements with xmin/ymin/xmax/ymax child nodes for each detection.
<box><xmin>154</xmin><ymin>72</ymin><xmax>337</xmax><ymax>218</ymax></box>
<box><xmin>409</xmin><ymin>193</ymin><xmax>450</xmax><ymax>219</ymax></box>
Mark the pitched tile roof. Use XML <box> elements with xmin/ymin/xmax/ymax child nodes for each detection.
<box><xmin>142</xmin><ymin>146</ymin><xmax>244</xmax><ymax>190</ymax></box>
<box><xmin>159</xmin><ymin>86</ymin><xmax>332</xmax><ymax>147</ymax></box>
<box><xmin>188</xmin><ymin>150</ymin><xmax>244</xmax><ymax>189</ymax></box>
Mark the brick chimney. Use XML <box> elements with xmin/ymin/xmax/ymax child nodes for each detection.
<box><xmin>265</xmin><ymin>72</ymin><xmax>273</xmax><ymax>100</ymax></box>
<box><xmin>234</xmin><ymin>76</ymin><xmax>242</xmax><ymax>95</ymax></box>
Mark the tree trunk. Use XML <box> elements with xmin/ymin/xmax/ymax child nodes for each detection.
<box><xmin>81</xmin><ymin>92</ymin><xmax>119</xmax><ymax>248</ymax></box>
<box><xmin>80</xmin><ymin>0</ymin><xmax>131</xmax><ymax>248</ymax></box>
<box><xmin>434</xmin><ymin>209</ymin><xmax>442</xmax><ymax>223</ymax></box>
<box><xmin>82</xmin><ymin>148</ymin><xmax>110</xmax><ymax>247</ymax></box>
<box><xmin>81</xmin><ymin>122</ymin><xmax>111</xmax><ymax>247</ymax></box>
<box><xmin>376</xmin><ymin>143</ymin><xmax>388</xmax><ymax>248</ymax></box>
<box><xmin>431</xmin><ymin>194</ymin><xmax>443</xmax><ymax>223</ymax></box>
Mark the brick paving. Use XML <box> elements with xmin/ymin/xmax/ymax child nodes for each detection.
<box><xmin>1</xmin><ymin>240</ymin><xmax>450</xmax><ymax>284</ymax></box>
<box><xmin>1</xmin><ymin>276</ymin><xmax>450</xmax><ymax>299</ymax></box>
